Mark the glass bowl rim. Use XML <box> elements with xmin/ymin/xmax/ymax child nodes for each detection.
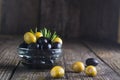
<box><xmin>17</xmin><ymin>47</ymin><xmax>62</xmax><ymax>51</ymax></box>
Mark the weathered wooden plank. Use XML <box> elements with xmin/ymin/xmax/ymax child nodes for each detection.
<box><xmin>80</xmin><ymin>0</ymin><xmax>98</xmax><ymax>39</ymax></box>
<box><xmin>1</xmin><ymin>36</ymin><xmax>120</xmax><ymax>80</ymax></box>
<box><xmin>83</xmin><ymin>41</ymin><xmax>120</xmax><ymax>76</ymax></box>
<box><xmin>11</xmin><ymin>40</ymin><xmax>120</xmax><ymax>80</ymax></box>
<box><xmin>99</xmin><ymin>0</ymin><xmax>118</xmax><ymax>42</ymax></box>
<box><xmin>1</xmin><ymin>0</ymin><xmax>39</xmax><ymax>34</ymax></box>
<box><xmin>117</xmin><ymin>6</ymin><xmax>120</xmax><ymax>43</ymax></box>
<box><xmin>0</xmin><ymin>36</ymin><xmax>20</xmax><ymax>80</ymax></box>
<box><xmin>11</xmin><ymin>64</ymin><xmax>50</xmax><ymax>80</ymax></box>
<box><xmin>80</xmin><ymin>0</ymin><xmax>119</xmax><ymax>42</ymax></box>
<box><xmin>63</xmin><ymin>41</ymin><xmax>120</xmax><ymax>80</ymax></box>
<box><xmin>0</xmin><ymin>0</ymin><xmax>2</xmax><ymax>32</ymax></box>
<box><xmin>40</xmin><ymin>0</ymin><xmax>81</xmax><ymax>39</ymax></box>
<box><xmin>0</xmin><ymin>0</ymin><xmax>119</xmax><ymax>43</ymax></box>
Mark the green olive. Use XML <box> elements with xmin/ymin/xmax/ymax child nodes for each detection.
<box><xmin>85</xmin><ymin>65</ymin><xmax>97</xmax><ymax>77</ymax></box>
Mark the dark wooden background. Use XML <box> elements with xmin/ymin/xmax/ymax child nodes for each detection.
<box><xmin>0</xmin><ymin>0</ymin><xmax>120</xmax><ymax>42</ymax></box>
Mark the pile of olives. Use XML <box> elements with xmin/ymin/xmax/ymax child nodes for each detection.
<box><xmin>71</xmin><ymin>58</ymin><xmax>99</xmax><ymax>77</ymax></box>
<box><xmin>18</xmin><ymin>28</ymin><xmax>63</xmax><ymax>68</ymax></box>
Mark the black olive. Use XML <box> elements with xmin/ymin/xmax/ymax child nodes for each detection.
<box><xmin>42</xmin><ymin>43</ymin><xmax>52</xmax><ymax>50</ymax></box>
<box><xmin>19</xmin><ymin>42</ymin><xmax>28</xmax><ymax>48</ymax></box>
<box><xmin>28</xmin><ymin>43</ymin><xmax>39</xmax><ymax>49</ymax></box>
<box><xmin>47</xmin><ymin>38</ymin><xmax>52</xmax><ymax>44</ymax></box>
<box><xmin>38</xmin><ymin>44</ymin><xmax>43</xmax><ymax>50</ymax></box>
<box><xmin>86</xmin><ymin>58</ymin><xmax>99</xmax><ymax>66</ymax></box>
<box><xmin>37</xmin><ymin>37</ymin><xmax>49</xmax><ymax>44</ymax></box>
<box><xmin>52</xmin><ymin>42</ymin><xmax>62</xmax><ymax>49</ymax></box>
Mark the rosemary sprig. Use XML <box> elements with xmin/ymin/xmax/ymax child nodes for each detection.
<box><xmin>40</xmin><ymin>27</ymin><xmax>58</xmax><ymax>41</ymax></box>
<box><xmin>30</xmin><ymin>29</ymin><xmax>34</xmax><ymax>34</ymax></box>
<box><xmin>46</xmin><ymin>30</ymin><xmax>51</xmax><ymax>38</ymax></box>
<box><xmin>51</xmin><ymin>32</ymin><xmax>58</xmax><ymax>41</ymax></box>
<box><xmin>44</xmin><ymin>28</ymin><xmax>47</xmax><ymax>37</ymax></box>
<box><xmin>35</xmin><ymin>27</ymin><xmax>38</xmax><ymax>33</ymax></box>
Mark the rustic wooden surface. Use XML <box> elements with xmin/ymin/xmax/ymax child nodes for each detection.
<box><xmin>0</xmin><ymin>0</ymin><xmax>120</xmax><ymax>42</ymax></box>
<box><xmin>80</xmin><ymin>0</ymin><xmax>119</xmax><ymax>42</ymax></box>
<box><xmin>0</xmin><ymin>36</ymin><xmax>120</xmax><ymax>80</ymax></box>
<box><xmin>83</xmin><ymin>41</ymin><xmax>120</xmax><ymax>76</ymax></box>
<box><xmin>118</xmin><ymin>7</ymin><xmax>120</xmax><ymax>43</ymax></box>
<box><xmin>0</xmin><ymin>0</ymin><xmax>2</xmax><ymax>31</ymax></box>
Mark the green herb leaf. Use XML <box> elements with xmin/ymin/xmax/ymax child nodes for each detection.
<box><xmin>44</xmin><ymin>28</ymin><xmax>47</xmax><ymax>37</ymax></box>
<box><xmin>40</xmin><ymin>27</ymin><xmax>58</xmax><ymax>42</ymax></box>
<box><xmin>30</xmin><ymin>29</ymin><xmax>34</xmax><ymax>34</ymax></box>
<box><xmin>51</xmin><ymin>32</ymin><xmax>58</xmax><ymax>41</ymax></box>
<box><xmin>35</xmin><ymin>27</ymin><xmax>38</xmax><ymax>33</ymax></box>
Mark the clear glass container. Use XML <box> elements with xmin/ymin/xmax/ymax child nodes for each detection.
<box><xmin>18</xmin><ymin>48</ymin><xmax>62</xmax><ymax>69</ymax></box>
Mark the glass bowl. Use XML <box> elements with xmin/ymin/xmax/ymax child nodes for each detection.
<box><xmin>18</xmin><ymin>48</ymin><xmax>62</xmax><ymax>69</ymax></box>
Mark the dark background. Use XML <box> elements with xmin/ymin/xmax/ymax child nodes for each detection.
<box><xmin>0</xmin><ymin>0</ymin><xmax>120</xmax><ymax>42</ymax></box>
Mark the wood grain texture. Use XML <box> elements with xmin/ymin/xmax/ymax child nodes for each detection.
<box><xmin>1</xmin><ymin>0</ymin><xmax>39</xmax><ymax>34</ymax></box>
<box><xmin>0</xmin><ymin>0</ymin><xmax>2</xmax><ymax>31</ymax></box>
<box><xmin>40</xmin><ymin>0</ymin><xmax>81</xmax><ymax>39</ymax></box>
<box><xmin>0</xmin><ymin>36</ymin><xmax>20</xmax><ymax>80</ymax></box>
<box><xmin>63</xmin><ymin>42</ymin><xmax>120</xmax><ymax>80</ymax></box>
<box><xmin>10</xmin><ymin>40</ymin><xmax>120</xmax><ymax>80</ymax></box>
<box><xmin>0</xmin><ymin>0</ymin><xmax>120</xmax><ymax>42</ymax></box>
<box><xmin>117</xmin><ymin>6</ymin><xmax>120</xmax><ymax>43</ymax></box>
<box><xmin>83</xmin><ymin>41</ymin><xmax>120</xmax><ymax>76</ymax></box>
<box><xmin>80</xmin><ymin>0</ymin><xmax>119</xmax><ymax>42</ymax></box>
<box><xmin>0</xmin><ymin>36</ymin><xmax>120</xmax><ymax>80</ymax></box>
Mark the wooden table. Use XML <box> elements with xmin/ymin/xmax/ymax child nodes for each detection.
<box><xmin>0</xmin><ymin>36</ymin><xmax>120</xmax><ymax>80</ymax></box>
